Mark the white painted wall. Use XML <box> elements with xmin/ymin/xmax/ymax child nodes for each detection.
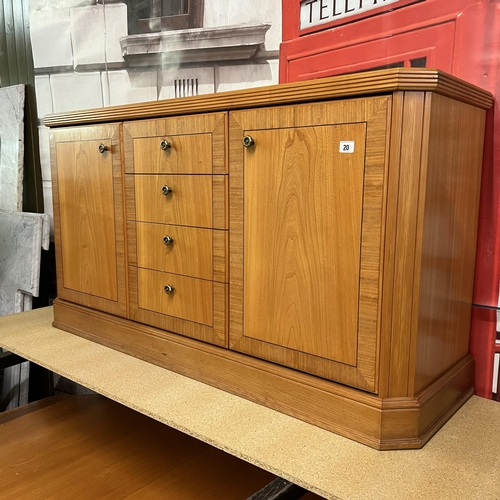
<box><xmin>29</xmin><ymin>0</ymin><xmax>282</xmax><ymax>235</ymax></box>
<box><xmin>204</xmin><ymin>0</ymin><xmax>281</xmax><ymax>51</ymax></box>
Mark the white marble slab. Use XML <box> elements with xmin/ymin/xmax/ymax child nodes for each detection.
<box><xmin>0</xmin><ymin>210</ymin><xmax>49</xmax><ymax>410</ymax></box>
<box><xmin>0</xmin><ymin>210</ymin><xmax>50</xmax><ymax>317</ymax></box>
<box><xmin>0</xmin><ymin>85</ymin><xmax>25</xmax><ymax>212</ymax></box>
<box><xmin>42</xmin><ymin>181</ymin><xmax>54</xmax><ymax>236</ymax></box>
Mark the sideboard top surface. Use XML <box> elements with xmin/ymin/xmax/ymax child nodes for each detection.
<box><xmin>44</xmin><ymin>68</ymin><xmax>493</xmax><ymax>128</ymax></box>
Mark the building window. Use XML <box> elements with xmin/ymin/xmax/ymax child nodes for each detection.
<box><xmin>124</xmin><ymin>0</ymin><xmax>204</xmax><ymax>34</ymax></box>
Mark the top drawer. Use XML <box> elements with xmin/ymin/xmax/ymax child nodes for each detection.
<box><xmin>132</xmin><ymin>134</ymin><xmax>212</xmax><ymax>174</ymax></box>
<box><xmin>123</xmin><ymin>112</ymin><xmax>227</xmax><ymax>175</ymax></box>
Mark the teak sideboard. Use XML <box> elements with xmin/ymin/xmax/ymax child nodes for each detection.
<box><xmin>45</xmin><ymin>69</ymin><xmax>492</xmax><ymax>450</ymax></box>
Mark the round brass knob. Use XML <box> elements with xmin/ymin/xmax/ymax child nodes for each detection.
<box><xmin>164</xmin><ymin>284</ymin><xmax>174</xmax><ymax>295</ymax></box>
<box><xmin>242</xmin><ymin>135</ymin><xmax>255</xmax><ymax>148</ymax></box>
<box><xmin>98</xmin><ymin>143</ymin><xmax>108</xmax><ymax>154</ymax></box>
<box><xmin>160</xmin><ymin>139</ymin><xmax>171</xmax><ymax>150</ymax></box>
<box><xmin>161</xmin><ymin>185</ymin><xmax>172</xmax><ymax>196</ymax></box>
<box><xmin>163</xmin><ymin>235</ymin><xmax>174</xmax><ymax>246</ymax></box>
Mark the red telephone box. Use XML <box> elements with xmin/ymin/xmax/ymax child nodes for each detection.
<box><xmin>280</xmin><ymin>0</ymin><xmax>500</xmax><ymax>399</ymax></box>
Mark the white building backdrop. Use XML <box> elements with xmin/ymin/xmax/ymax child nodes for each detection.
<box><xmin>29</xmin><ymin>0</ymin><xmax>281</xmax><ymax>233</ymax></box>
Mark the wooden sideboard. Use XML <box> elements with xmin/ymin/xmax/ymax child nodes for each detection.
<box><xmin>46</xmin><ymin>68</ymin><xmax>492</xmax><ymax>450</ymax></box>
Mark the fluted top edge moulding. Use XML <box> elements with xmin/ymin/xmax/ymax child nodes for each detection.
<box><xmin>44</xmin><ymin>68</ymin><xmax>493</xmax><ymax>127</ymax></box>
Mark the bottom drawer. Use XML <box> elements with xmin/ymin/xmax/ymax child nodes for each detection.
<box><xmin>137</xmin><ymin>268</ymin><xmax>213</xmax><ymax>326</ymax></box>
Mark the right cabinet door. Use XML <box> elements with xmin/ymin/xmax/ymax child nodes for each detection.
<box><xmin>229</xmin><ymin>97</ymin><xmax>391</xmax><ymax>392</ymax></box>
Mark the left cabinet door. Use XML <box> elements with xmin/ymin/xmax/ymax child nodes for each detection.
<box><xmin>50</xmin><ymin>125</ymin><xmax>127</xmax><ymax>317</ymax></box>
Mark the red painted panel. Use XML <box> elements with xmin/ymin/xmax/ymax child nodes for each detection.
<box><xmin>287</xmin><ymin>22</ymin><xmax>454</xmax><ymax>81</ymax></box>
<box><xmin>470</xmin><ymin>308</ymin><xmax>496</xmax><ymax>398</ymax></box>
<box><xmin>280</xmin><ymin>0</ymin><xmax>493</xmax><ymax>86</ymax></box>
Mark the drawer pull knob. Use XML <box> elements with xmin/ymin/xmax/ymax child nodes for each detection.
<box><xmin>243</xmin><ymin>135</ymin><xmax>255</xmax><ymax>148</ymax></box>
<box><xmin>161</xmin><ymin>185</ymin><xmax>172</xmax><ymax>196</ymax></box>
<box><xmin>98</xmin><ymin>143</ymin><xmax>109</xmax><ymax>154</ymax></box>
<box><xmin>160</xmin><ymin>139</ymin><xmax>171</xmax><ymax>150</ymax></box>
<box><xmin>164</xmin><ymin>284</ymin><xmax>174</xmax><ymax>295</ymax></box>
<box><xmin>163</xmin><ymin>235</ymin><xmax>174</xmax><ymax>245</ymax></box>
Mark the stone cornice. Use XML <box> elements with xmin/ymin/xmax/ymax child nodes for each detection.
<box><xmin>120</xmin><ymin>24</ymin><xmax>271</xmax><ymax>67</ymax></box>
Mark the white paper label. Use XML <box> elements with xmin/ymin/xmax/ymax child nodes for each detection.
<box><xmin>339</xmin><ymin>141</ymin><xmax>355</xmax><ymax>153</ymax></box>
<box><xmin>300</xmin><ymin>0</ymin><xmax>400</xmax><ymax>30</ymax></box>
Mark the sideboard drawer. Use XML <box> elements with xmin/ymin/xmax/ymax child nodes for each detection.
<box><xmin>134</xmin><ymin>175</ymin><xmax>212</xmax><ymax>227</ymax></box>
<box><xmin>123</xmin><ymin>113</ymin><xmax>227</xmax><ymax>175</ymax></box>
<box><xmin>133</xmin><ymin>134</ymin><xmax>213</xmax><ymax>174</ymax></box>
<box><xmin>136</xmin><ymin>222</ymin><xmax>213</xmax><ymax>280</ymax></box>
<box><xmin>137</xmin><ymin>268</ymin><xmax>213</xmax><ymax>326</ymax></box>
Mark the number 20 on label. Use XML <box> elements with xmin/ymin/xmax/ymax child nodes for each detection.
<box><xmin>339</xmin><ymin>141</ymin><xmax>355</xmax><ymax>153</ymax></box>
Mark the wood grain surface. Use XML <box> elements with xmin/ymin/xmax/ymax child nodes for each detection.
<box><xmin>242</xmin><ymin>123</ymin><xmax>366</xmax><ymax>365</ymax></box>
<box><xmin>127</xmin><ymin>223</ymin><xmax>227</xmax><ymax>282</ymax></box>
<box><xmin>52</xmin><ymin>300</ymin><xmax>475</xmax><ymax>450</ymax></box>
<box><xmin>57</xmin><ymin>139</ymin><xmax>118</xmax><ymax>301</ymax></box>
<box><xmin>385</xmin><ymin>92</ymin><xmax>426</xmax><ymax>398</ymax></box>
<box><xmin>135</xmin><ymin>222</ymin><xmax>214</xmax><ymax>280</ymax></box>
<box><xmin>133</xmin><ymin>133</ymin><xmax>213</xmax><ymax>174</ymax></box>
<box><xmin>137</xmin><ymin>268</ymin><xmax>213</xmax><ymax>326</ymax></box>
<box><xmin>411</xmin><ymin>94</ymin><xmax>487</xmax><ymax>395</ymax></box>
<box><xmin>213</xmin><ymin>229</ymin><xmax>229</xmax><ymax>283</ymax></box>
<box><xmin>134</xmin><ymin>175</ymin><xmax>213</xmax><ymax>227</ymax></box>
<box><xmin>128</xmin><ymin>267</ymin><xmax>227</xmax><ymax>346</ymax></box>
<box><xmin>377</xmin><ymin>91</ymin><xmax>405</xmax><ymax>399</ymax></box>
<box><xmin>44</xmin><ymin>69</ymin><xmax>492</xmax><ymax>128</ymax></box>
<box><xmin>50</xmin><ymin>125</ymin><xmax>127</xmax><ymax>318</ymax></box>
<box><xmin>0</xmin><ymin>395</ymin><xmax>277</xmax><ymax>499</ymax></box>
<box><xmin>123</xmin><ymin>112</ymin><xmax>227</xmax><ymax>174</ymax></box>
<box><xmin>230</xmin><ymin>96</ymin><xmax>390</xmax><ymax>392</ymax></box>
<box><xmin>212</xmin><ymin>174</ymin><xmax>229</xmax><ymax>230</ymax></box>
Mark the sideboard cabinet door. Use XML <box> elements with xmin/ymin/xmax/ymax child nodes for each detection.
<box><xmin>50</xmin><ymin>125</ymin><xmax>127</xmax><ymax>318</ymax></box>
<box><xmin>229</xmin><ymin>97</ymin><xmax>391</xmax><ymax>392</ymax></box>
